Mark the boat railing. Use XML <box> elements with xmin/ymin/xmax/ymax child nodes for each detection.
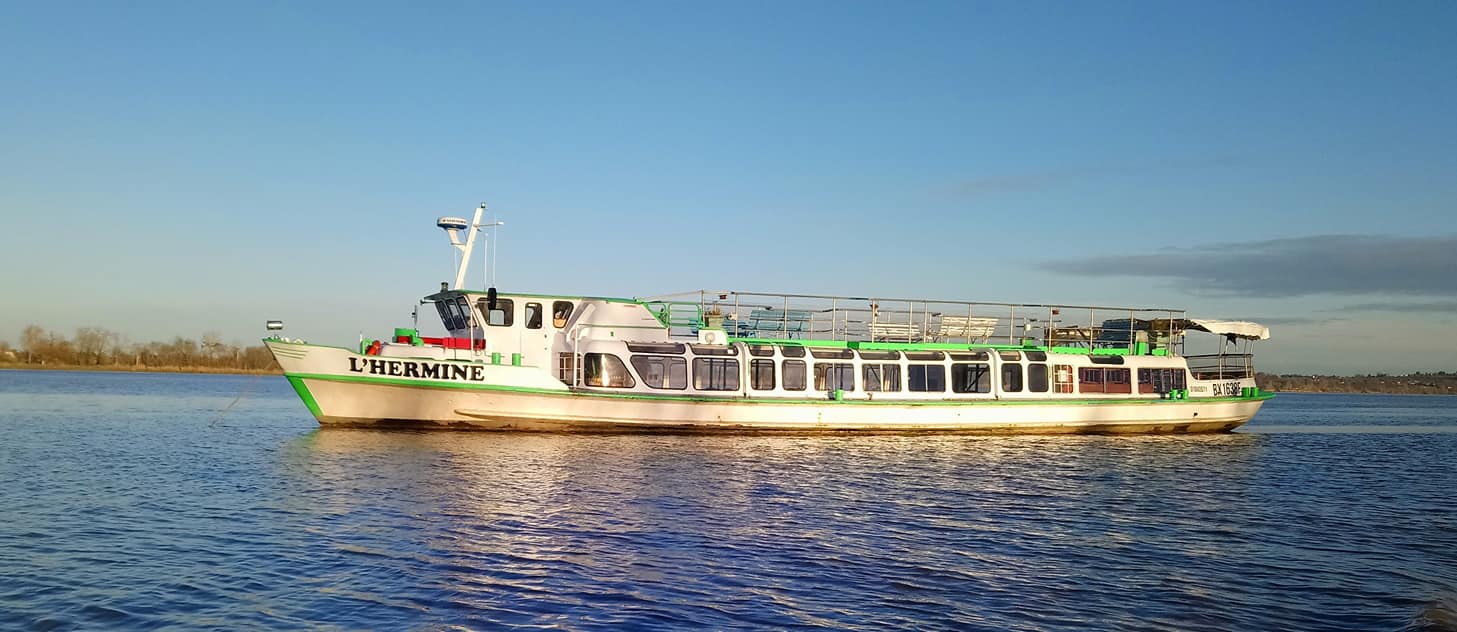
<box><xmin>642</xmin><ymin>290</ymin><xmax>1188</xmax><ymax>353</ymax></box>
<box><xmin>1185</xmin><ymin>354</ymin><xmax>1256</xmax><ymax>380</ymax></box>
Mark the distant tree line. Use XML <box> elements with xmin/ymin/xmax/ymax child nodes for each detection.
<box><xmin>1258</xmin><ymin>372</ymin><xmax>1457</xmax><ymax>395</ymax></box>
<box><xmin>0</xmin><ymin>325</ymin><xmax>279</xmax><ymax>373</ymax></box>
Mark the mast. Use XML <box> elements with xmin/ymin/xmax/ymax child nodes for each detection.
<box><xmin>438</xmin><ymin>203</ymin><xmax>486</xmax><ymax>290</ymax></box>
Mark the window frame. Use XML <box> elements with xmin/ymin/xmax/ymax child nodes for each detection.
<box><xmin>908</xmin><ymin>364</ymin><xmax>946</xmax><ymax>392</ymax></box>
<box><xmin>693</xmin><ymin>357</ymin><xmax>740</xmax><ymax>391</ymax></box>
<box><xmin>583</xmin><ymin>352</ymin><xmax>635</xmax><ymax>388</ymax></box>
<box><xmin>630</xmin><ymin>354</ymin><xmax>687</xmax><ymax>390</ymax></box>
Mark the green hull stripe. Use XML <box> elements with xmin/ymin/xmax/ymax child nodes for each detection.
<box><xmin>287</xmin><ymin>376</ymin><xmax>324</xmax><ymax>418</ymax></box>
<box><xmin>287</xmin><ymin>371</ymin><xmax>1274</xmax><ymax>408</ymax></box>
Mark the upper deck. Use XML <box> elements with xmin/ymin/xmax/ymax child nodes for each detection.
<box><xmin>640</xmin><ymin>290</ymin><xmax>1215</xmax><ymax>356</ymax></box>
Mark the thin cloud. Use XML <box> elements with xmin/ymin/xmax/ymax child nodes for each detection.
<box><xmin>1039</xmin><ymin>234</ymin><xmax>1457</xmax><ymax>298</ymax></box>
<box><xmin>1331</xmin><ymin>301</ymin><xmax>1457</xmax><ymax>313</ymax></box>
<box><xmin>1250</xmin><ymin>316</ymin><xmax>1346</xmax><ymax>326</ymax></box>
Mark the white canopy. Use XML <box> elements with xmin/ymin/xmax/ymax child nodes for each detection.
<box><xmin>1186</xmin><ymin>319</ymin><xmax>1270</xmax><ymax>341</ymax></box>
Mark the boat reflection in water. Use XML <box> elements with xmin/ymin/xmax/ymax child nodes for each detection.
<box><xmin>268</xmin><ymin>429</ymin><xmax>1268</xmax><ymax>626</ymax></box>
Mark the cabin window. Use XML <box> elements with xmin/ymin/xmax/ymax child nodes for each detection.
<box><xmin>863</xmin><ymin>364</ymin><xmax>901</xmax><ymax>392</ymax></box>
<box><xmin>1053</xmin><ymin>364</ymin><xmax>1074</xmax><ymax>393</ymax></box>
<box><xmin>749</xmin><ymin>345</ymin><xmax>776</xmax><ymax>357</ymax></box>
<box><xmin>857</xmin><ymin>350</ymin><xmax>901</xmax><ymax>361</ymax></box>
<box><xmin>904</xmin><ymin>351</ymin><xmax>945</xmax><ymax>361</ymax></box>
<box><xmin>1028</xmin><ymin>363</ymin><xmax>1049</xmax><ymax>393</ymax></box>
<box><xmin>480</xmin><ymin>298</ymin><xmax>514</xmax><ymax>327</ymax></box>
<box><xmin>814</xmin><ymin>363</ymin><xmax>855</xmax><ymax>391</ymax></box>
<box><xmin>1089</xmin><ymin>355</ymin><xmax>1125</xmax><ymax>365</ymax></box>
<box><xmin>583</xmin><ymin>353</ymin><xmax>635</xmax><ymax>388</ymax></box>
<box><xmin>951</xmin><ymin>363</ymin><xmax>992</xmax><ymax>394</ymax></box>
<box><xmin>782</xmin><ymin>360</ymin><xmax>807</xmax><ymax>391</ymax></box>
<box><xmin>631</xmin><ymin>355</ymin><xmax>687</xmax><ymax>390</ymax></box>
<box><xmin>627</xmin><ymin>342</ymin><xmax>685</xmax><ymax>354</ymax></box>
<box><xmin>780</xmin><ymin>346</ymin><xmax>807</xmax><ymax>358</ymax></box>
<box><xmin>1025</xmin><ymin>351</ymin><xmax>1048</xmax><ymax>361</ymax></box>
<box><xmin>1139</xmin><ymin>368</ymin><xmax>1188</xmax><ymax>393</ymax></box>
<box><xmin>1002</xmin><ymin>363</ymin><xmax>1024</xmax><ymax>392</ymax></box>
<box><xmin>524</xmin><ymin>302</ymin><xmax>543</xmax><ymax>329</ymax></box>
<box><xmin>999</xmin><ymin>351</ymin><xmax>1022</xmax><ymax>361</ymax></box>
<box><xmin>1104</xmin><ymin>368</ymin><xmax>1131</xmax><ymax>394</ymax></box>
<box><xmin>909</xmin><ymin>364</ymin><xmax>945</xmax><ymax>392</ymax></box>
<box><xmin>691</xmin><ymin>344</ymin><xmax>738</xmax><ymax>356</ymax></box>
<box><xmin>809</xmin><ymin>348</ymin><xmax>854</xmax><ymax>359</ymax></box>
<box><xmin>552</xmin><ymin>301</ymin><xmax>574</xmax><ymax>328</ymax></box>
<box><xmin>1080</xmin><ymin>367</ymin><xmax>1105</xmax><ymax>393</ymax></box>
<box><xmin>750</xmin><ymin>359</ymin><xmax>776</xmax><ymax>390</ymax></box>
<box><xmin>694</xmin><ymin>357</ymin><xmax>740</xmax><ymax>391</ymax></box>
<box><xmin>557</xmin><ymin>352</ymin><xmax>581</xmax><ymax>384</ymax></box>
<box><xmin>950</xmin><ymin>351</ymin><xmax>989</xmax><ymax>361</ymax></box>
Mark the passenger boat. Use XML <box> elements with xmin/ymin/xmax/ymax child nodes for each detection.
<box><xmin>265</xmin><ymin>204</ymin><xmax>1273</xmax><ymax>433</ymax></box>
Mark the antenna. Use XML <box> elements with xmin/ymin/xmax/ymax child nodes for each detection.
<box><xmin>436</xmin><ymin>203</ymin><xmax>504</xmax><ymax>290</ymax></box>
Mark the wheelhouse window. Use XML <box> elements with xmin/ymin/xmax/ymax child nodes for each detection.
<box><xmin>583</xmin><ymin>353</ymin><xmax>635</xmax><ymax>388</ymax></box>
<box><xmin>782</xmin><ymin>360</ymin><xmax>807</xmax><ymax>391</ymax></box>
<box><xmin>525</xmin><ymin>302</ymin><xmax>543</xmax><ymax>329</ymax></box>
<box><xmin>863</xmin><ymin>364</ymin><xmax>901</xmax><ymax>392</ymax></box>
<box><xmin>694</xmin><ymin>357</ymin><xmax>740</xmax><ymax>391</ymax></box>
<box><xmin>909</xmin><ymin>364</ymin><xmax>945</xmax><ymax>392</ymax></box>
<box><xmin>436</xmin><ymin>300</ymin><xmax>464</xmax><ymax>331</ymax></box>
<box><xmin>951</xmin><ymin>363</ymin><xmax>992</xmax><ymax>393</ymax></box>
<box><xmin>552</xmin><ymin>301</ymin><xmax>574</xmax><ymax>328</ymax></box>
<box><xmin>456</xmin><ymin>297</ymin><xmax>473</xmax><ymax>328</ymax></box>
<box><xmin>750</xmin><ymin>359</ymin><xmax>775</xmax><ymax>390</ymax></box>
<box><xmin>479</xmin><ymin>298</ymin><xmax>514</xmax><ymax>327</ymax></box>
<box><xmin>814</xmin><ymin>363</ymin><xmax>855</xmax><ymax>391</ymax></box>
<box><xmin>631</xmin><ymin>355</ymin><xmax>687</xmax><ymax>390</ymax></box>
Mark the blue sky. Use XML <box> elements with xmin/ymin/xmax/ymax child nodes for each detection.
<box><xmin>2</xmin><ymin>1</ymin><xmax>1454</xmax><ymax>374</ymax></box>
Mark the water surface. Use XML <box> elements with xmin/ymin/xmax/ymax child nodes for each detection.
<box><xmin>2</xmin><ymin>371</ymin><xmax>1455</xmax><ymax>630</ymax></box>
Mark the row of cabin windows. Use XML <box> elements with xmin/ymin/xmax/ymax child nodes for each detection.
<box><xmin>1076</xmin><ymin>368</ymin><xmax>1189</xmax><ymax>393</ymax></box>
<box><xmin>580</xmin><ymin>352</ymin><xmax>1189</xmax><ymax>394</ymax></box>
<box><xmin>583</xmin><ymin>353</ymin><xmax>1076</xmax><ymax>394</ymax></box>
<box><xmin>438</xmin><ymin>298</ymin><xmax>578</xmax><ymax>331</ymax></box>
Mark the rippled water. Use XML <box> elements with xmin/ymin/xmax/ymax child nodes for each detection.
<box><xmin>2</xmin><ymin>370</ymin><xmax>1456</xmax><ymax>631</ymax></box>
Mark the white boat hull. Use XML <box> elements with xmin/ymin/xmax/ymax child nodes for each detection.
<box><xmin>271</xmin><ymin>342</ymin><xmax>1268</xmax><ymax>434</ymax></box>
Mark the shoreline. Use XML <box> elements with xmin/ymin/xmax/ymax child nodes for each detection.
<box><xmin>0</xmin><ymin>364</ymin><xmax>281</xmax><ymax>376</ymax></box>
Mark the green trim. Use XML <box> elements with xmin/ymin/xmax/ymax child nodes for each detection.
<box><xmin>726</xmin><ymin>338</ymin><xmax>1138</xmax><ymax>356</ymax></box>
<box><xmin>286</xmin><ymin>376</ymin><xmax>324</xmax><ymax>418</ymax></box>
<box><xmin>288</xmin><ymin>371</ymin><xmax>1275</xmax><ymax>407</ymax></box>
